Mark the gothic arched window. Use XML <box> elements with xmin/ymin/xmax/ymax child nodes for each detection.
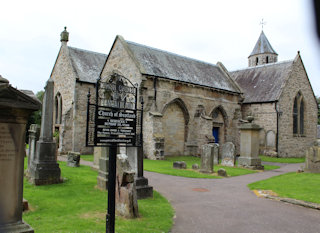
<box><xmin>256</xmin><ymin>57</ymin><xmax>259</xmax><ymax>65</ymax></box>
<box><xmin>292</xmin><ymin>92</ymin><xmax>304</xmax><ymax>135</ymax></box>
<box><xmin>55</xmin><ymin>93</ymin><xmax>62</xmax><ymax>125</ymax></box>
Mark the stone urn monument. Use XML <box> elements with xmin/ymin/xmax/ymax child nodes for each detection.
<box><xmin>238</xmin><ymin>116</ymin><xmax>264</xmax><ymax>170</ymax></box>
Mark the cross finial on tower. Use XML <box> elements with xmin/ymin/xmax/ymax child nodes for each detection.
<box><xmin>260</xmin><ymin>19</ymin><xmax>266</xmax><ymax>30</ymax></box>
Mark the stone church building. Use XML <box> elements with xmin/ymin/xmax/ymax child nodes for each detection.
<box><xmin>50</xmin><ymin>28</ymin><xmax>317</xmax><ymax>158</ymax></box>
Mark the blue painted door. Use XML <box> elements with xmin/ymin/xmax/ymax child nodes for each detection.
<box><xmin>212</xmin><ymin>127</ymin><xmax>219</xmax><ymax>143</ymax></box>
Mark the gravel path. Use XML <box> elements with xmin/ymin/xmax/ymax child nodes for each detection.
<box><xmin>145</xmin><ymin>163</ymin><xmax>320</xmax><ymax>233</ymax></box>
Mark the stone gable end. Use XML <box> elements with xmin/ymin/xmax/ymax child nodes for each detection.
<box><xmin>278</xmin><ymin>54</ymin><xmax>318</xmax><ymax>157</ymax></box>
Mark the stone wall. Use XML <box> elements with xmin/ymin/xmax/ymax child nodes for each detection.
<box><xmin>241</xmin><ymin>102</ymin><xmax>277</xmax><ymax>153</ymax></box>
<box><xmin>100</xmin><ymin>37</ymin><xmax>242</xmax><ymax>159</ymax></box>
<box><xmin>52</xmin><ymin>44</ymin><xmax>96</xmax><ymax>154</ymax></box>
<box><xmin>142</xmin><ymin>77</ymin><xmax>242</xmax><ymax>158</ymax></box>
<box><xmin>73</xmin><ymin>82</ymin><xmax>95</xmax><ymax>154</ymax></box>
<box><xmin>277</xmin><ymin>54</ymin><xmax>318</xmax><ymax>157</ymax></box>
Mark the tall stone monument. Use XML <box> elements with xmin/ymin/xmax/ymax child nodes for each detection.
<box><xmin>28</xmin><ymin>78</ymin><xmax>62</xmax><ymax>185</ymax></box>
<box><xmin>0</xmin><ymin>76</ymin><xmax>40</xmax><ymax>233</ymax></box>
<box><xmin>238</xmin><ymin>116</ymin><xmax>264</xmax><ymax>170</ymax></box>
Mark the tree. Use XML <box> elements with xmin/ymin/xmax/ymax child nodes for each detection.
<box><xmin>26</xmin><ymin>90</ymin><xmax>44</xmax><ymax>143</ymax></box>
<box><xmin>317</xmin><ymin>96</ymin><xmax>320</xmax><ymax>125</ymax></box>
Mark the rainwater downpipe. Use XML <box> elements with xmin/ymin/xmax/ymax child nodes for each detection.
<box><xmin>153</xmin><ymin>77</ymin><xmax>157</xmax><ymax>101</ymax></box>
<box><xmin>275</xmin><ymin>101</ymin><xmax>280</xmax><ymax>154</ymax></box>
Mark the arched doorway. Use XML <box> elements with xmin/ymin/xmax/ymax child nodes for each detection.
<box><xmin>162</xmin><ymin>99</ymin><xmax>189</xmax><ymax>156</ymax></box>
<box><xmin>210</xmin><ymin>106</ymin><xmax>228</xmax><ymax>144</ymax></box>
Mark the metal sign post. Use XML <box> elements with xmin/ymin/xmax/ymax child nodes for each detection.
<box><xmin>86</xmin><ymin>73</ymin><xmax>142</xmax><ymax>233</ymax></box>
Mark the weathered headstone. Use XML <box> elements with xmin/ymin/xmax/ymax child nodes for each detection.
<box><xmin>238</xmin><ymin>117</ymin><xmax>264</xmax><ymax>170</ymax></box>
<box><xmin>115</xmin><ymin>154</ymin><xmax>139</xmax><ymax>218</ymax></box>
<box><xmin>221</xmin><ymin>142</ymin><xmax>235</xmax><ymax>167</ymax></box>
<box><xmin>173</xmin><ymin>161</ymin><xmax>187</xmax><ymax>169</ymax></box>
<box><xmin>27</xmin><ymin>124</ymin><xmax>40</xmax><ymax>169</ymax></box>
<box><xmin>97</xmin><ymin>147</ymin><xmax>109</xmax><ymax>190</ymax></box>
<box><xmin>0</xmin><ymin>76</ymin><xmax>40</xmax><ymax>233</ymax></box>
<box><xmin>305</xmin><ymin>139</ymin><xmax>320</xmax><ymax>173</ymax></box>
<box><xmin>200</xmin><ymin>144</ymin><xmax>214</xmax><ymax>173</ymax></box>
<box><xmin>217</xmin><ymin>168</ymin><xmax>227</xmax><ymax>177</ymax></box>
<box><xmin>212</xmin><ymin>143</ymin><xmax>219</xmax><ymax>165</ymax></box>
<box><xmin>67</xmin><ymin>151</ymin><xmax>80</xmax><ymax>167</ymax></box>
<box><xmin>192</xmin><ymin>163</ymin><xmax>200</xmax><ymax>170</ymax></box>
<box><xmin>127</xmin><ymin>147</ymin><xmax>153</xmax><ymax>199</ymax></box>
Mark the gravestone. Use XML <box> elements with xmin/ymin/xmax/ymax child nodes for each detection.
<box><xmin>238</xmin><ymin>117</ymin><xmax>264</xmax><ymax>169</ymax></box>
<box><xmin>97</xmin><ymin>147</ymin><xmax>109</xmax><ymax>190</ymax></box>
<box><xmin>28</xmin><ymin>78</ymin><xmax>62</xmax><ymax>185</ymax></box>
<box><xmin>127</xmin><ymin>147</ymin><xmax>153</xmax><ymax>199</ymax></box>
<box><xmin>305</xmin><ymin>139</ymin><xmax>320</xmax><ymax>173</ymax></box>
<box><xmin>0</xmin><ymin>76</ymin><xmax>40</xmax><ymax>233</ymax></box>
<box><xmin>173</xmin><ymin>161</ymin><xmax>187</xmax><ymax>169</ymax></box>
<box><xmin>212</xmin><ymin>143</ymin><xmax>219</xmax><ymax>165</ymax></box>
<box><xmin>67</xmin><ymin>151</ymin><xmax>80</xmax><ymax>167</ymax></box>
<box><xmin>200</xmin><ymin>144</ymin><xmax>214</xmax><ymax>173</ymax></box>
<box><xmin>221</xmin><ymin>142</ymin><xmax>235</xmax><ymax>167</ymax></box>
<box><xmin>266</xmin><ymin>130</ymin><xmax>276</xmax><ymax>148</ymax></box>
<box><xmin>217</xmin><ymin>168</ymin><xmax>227</xmax><ymax>177</ymax></box>
<box><xmin>27</xmin><ymin>124</ymin><xmax>40</xmax><ymax>169</ymax></box>
<box><xmin>115</xmin><ymin>154</ymin><xmax>139</xmax><ymax>218</ymax></box>
<box><xmin>192</xmin><ymin>163</ymin><xmax>200</xmax><ymax>170</ymax></box>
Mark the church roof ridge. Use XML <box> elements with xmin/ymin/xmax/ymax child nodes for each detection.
<box><xmin>67</xmin><ymin>46</ymin><xmax>107</xmax><ymax>83</ymax></box>
<box><xmin>124</xmin><ymin>39</ymin><xmax>241</xmax><ymax>94</ymax></box>
<box><xmin>68</xmin><ymin>46</ymin><xmax>107</xmax><ymax>57</ymax></box>
<box><xmin>125</xmin><ymin>40</ymin><xmax>219</xmax><ymax>68</ymax></box>
<box><xmin>249</xmin><ymin>30</ymin><xmax>278</xmax><ymax>57</ymax></box>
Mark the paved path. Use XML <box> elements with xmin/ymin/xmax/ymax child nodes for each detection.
<box><xmin>145</xmin><ymin>163</ymin><xmax>320</xmax><ymax>233</ymax></box>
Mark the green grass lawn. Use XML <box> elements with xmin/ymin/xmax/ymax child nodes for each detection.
<box><xmin>248</xmin><ymin>172</ymin><xmax>320</xmax><ymax>204</ymax></box>
<box><xmin>80</xmin><ymin>154</ymin><xmax>94</xmax><ymax>162</ymax></box>
<box><xmin>23</xmin><ymin>161</ymin><xmax>174</xmax><ymax>233</ymax></box>
<box><xmin>144</xmin><ymin>156</ymin><xmax>279</xmax><ymax>178</ymax></box>
<box><xmin>259</xmin><ymin>155</ymin><xmax>305</xmax><ymax>163</ymax></box>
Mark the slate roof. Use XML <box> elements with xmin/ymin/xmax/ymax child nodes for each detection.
<box><xmin>249</xmin><ymin>31</ymin><xmax>278</xmax><ymax>57</ymax></box>
<box><xmin>231</xmin><ymin>60</ymin><xmax>293</xmax><ymax>103</ymax></box>
<box><xmin>68</xmin><ymin>46</ymin><xmax>107</xmax><ymax>83</ymax></box>
<box><xmin>125</xmin><ymin>40</ymin><xmax>241</xmax><ymax>94</ymax></box>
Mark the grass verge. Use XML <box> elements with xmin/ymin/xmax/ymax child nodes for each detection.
<box><xmin>248</xmin><ymin>172</ymin><xmax>320</xmax><ymax>204</ymax></box>
<box><xmin>259</xmin><ymin>155</ymin><xmax>305</xmax><ymax>163</ymax></box>
<box><xmin>23</xmin><ymin>161</ymin><xmax>174</xmax><ymax>233</ymax></box>
<box><xmin>144</xmin><ymin>156</ymin><xmax>279</xmax><ymax>178</ymax></box>
<box><xmin>80</xmin><ymin>154</ymin><xmax>94</xmax><ymax>162</ymax></box>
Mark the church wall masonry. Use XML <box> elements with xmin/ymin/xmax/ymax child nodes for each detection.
<box><xmin>241</xmin><ymin>102</ymin><xmax>277</xmax><ymax>153</ymax></box>
<box><xmin>278</xmin><ymin>55</ymin><xmax>318</xmax><ymax>157</ymax></box>
<box><xmin>100</xmin><ymin>36</ymin><xmax>242</xmax><ymax>159</ymax></box>
<box><xmin>141</xmin><ymin>77</ymin><xmax>242</xmax><ymax>159</ymax></box>
<box><xmin>52</xmin><ymin>45</ymin><xmax>77</xmax><ymax>154</ymax></box>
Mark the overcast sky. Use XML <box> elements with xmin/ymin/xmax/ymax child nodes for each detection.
<box><xmin>1</xmin><ymin>0</ymin><xmax>319</xmax><ymax>96</ymax></box>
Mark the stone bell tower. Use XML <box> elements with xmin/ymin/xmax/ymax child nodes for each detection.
<box><xmin>248</xmin><ymin>30</ymin><xmax>278</xmax><ymax>67</ymax></box>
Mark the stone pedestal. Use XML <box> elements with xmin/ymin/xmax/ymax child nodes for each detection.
<box><xmin>0</xmin><ymin>76</ymin><xmax>40</xmax><ymax>232</ymax></box>
<box><xmin>238</xmin><ymin>117</ymin><xmax>264</xmax><ymax>170</ymax></box>
<box><xmin>28</xmin><ymin>79</ymin><xmax>61</xmax><ymax>185</ymax></box>
<box><xmin>97</xmin><ymin>147</ymin><xmax>109</xmax><ymax>190</ymax></box>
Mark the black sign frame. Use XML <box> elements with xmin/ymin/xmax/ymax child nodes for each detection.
<box><xmin>85</xmin><ymin>73</ymin><xmax>143</xmax><ymax>148</ymax></box>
